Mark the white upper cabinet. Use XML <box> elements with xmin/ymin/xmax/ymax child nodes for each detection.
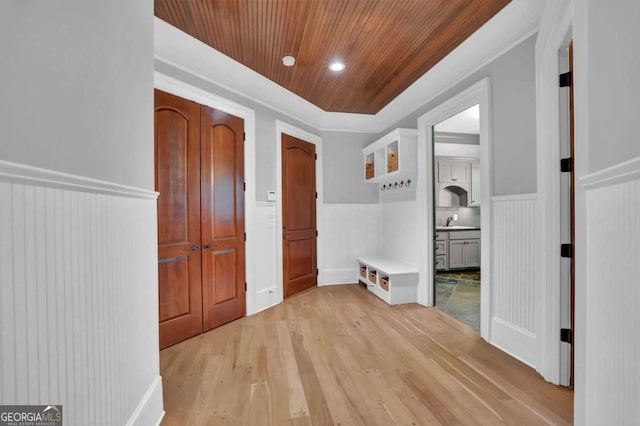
<box><xmin>437</xmin><ymin>160</ymin><xmax>469</xmax><ymax>183</ymax></box>
<box><xmin>363</xmin><ymin>128</ymin><xmax>417</xmax><ymax>184</ymax></box>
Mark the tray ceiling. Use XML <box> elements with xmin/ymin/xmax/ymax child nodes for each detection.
<box><xmin>155</xmin><ymin>0</ymin><xmax>511</xmax><ymax>114</ymax></box>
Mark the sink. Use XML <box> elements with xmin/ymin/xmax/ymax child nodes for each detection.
<box><xmin>436</xmin><ymin>225</ymin><xmax>477</xmax><ymax>230</ymax></box>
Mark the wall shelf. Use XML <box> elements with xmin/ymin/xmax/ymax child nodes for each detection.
<box><xmin>363</xmin><ymin>128</ymin><xmax>417</xmax><ymax>185</ymax></box>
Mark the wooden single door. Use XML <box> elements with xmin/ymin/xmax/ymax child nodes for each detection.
<box><xmin>155</xmin><ymin>90</ymin><xmax>203</xmax><ymax>349</ymax></box>
<box><xmin>282</xmin><ymin>134</ymin><xmax>317</xmax><ymax>298</ymax></box>
<box><xmin>200</xmin><ymin>106</ymin><xmax>246</xmax><ymax>331</ymax></box>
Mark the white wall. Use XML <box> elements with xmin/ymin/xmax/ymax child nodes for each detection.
<box><xmin>490</xmin><ymin>194</ymin><xmax>537</xmax><ymax>366</ymax></box>
<box><xmin>0</xmin><ymin>1</ymin><xmax>163</xmax><ymax>425</ymax></box>
<box><xmin>254</xmin><ymin>203</ymin><xmax>278</xmax><ymax>312</ymax></box>
<box><xmin>323</xmin><ymin>204</ymin><xmax>380</xmax><ymax>284</ymax></box>
<box><xmin>380</xmin><ymin>189</ymin><xmax>419</xmax><ymax>267</ymax></box>
<box><xmin>573</xmin><ymin>0</ymin><xmax>640</xmax><ymax>423</ymax></box>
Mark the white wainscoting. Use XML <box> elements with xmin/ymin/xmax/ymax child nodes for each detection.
<box><xmin>581</xmin><ymin>157</ymin><xmax>640</xmax><ymax>424</ymax></box>
<box><xmin>380</xmin><ymin>190</ymin><xmax>419</xmax><ymax>267</ymax></box>
<box><xmin>254</xmin><ymin>202</ymin><xmax>278</xmax><ymax>312</ymax></box>
<box><xmin>322</xmin><ymin>203</ymin><xmax>380</xmax><ymax>284</ymax></box>
<box><xmin>0</xmin><ymin>161</ymin><xmax>164</xmax><ymax>426</ymax></box>
<box><xmin>490</xmin><ymin>194</ymin><xmax>537</xmax><ymax>367</ymax></box>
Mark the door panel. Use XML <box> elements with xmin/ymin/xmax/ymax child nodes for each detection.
<box><xmin>448</xmin><ymin>241</ymin><xmax>465</xmax><ymax>269</ymax></box>
<box><xmin>212</xmin><ymin>249</ymin><xmax>237</xmax><ymax>303</ymax></box>
<box><xmin>282</xmin><ymin>134</ymin><xmax>317</xmax><ymax>298</ymax></box>
<box><xmin>155</xmin><ymin>89</ymin><xmax>203</xmax><ymax>349</ymax></box>
<box><xmin>200</xmin><ymin>105</ymin><xmax>245</xmax><ymax>331</ymax></box>
<box><xmin>465</xmin><ymin>240</ymin><xmax>481</xmax><ymax>268</ymax></box>
<box><xmin>287</xmin><ymin>238</ymin><xmax>315</xmax><ymax>279</ymax></box>
<box><xmin>158</xmin><ymin>256</ymin><xmax>190</xmax><ymax>322</ymax></box>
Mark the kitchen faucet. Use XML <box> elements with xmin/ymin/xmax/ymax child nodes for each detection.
<box><xmin>446</xmin><ymin>214</ymin><xmax>458</xmax><ymax>227</ymax></box>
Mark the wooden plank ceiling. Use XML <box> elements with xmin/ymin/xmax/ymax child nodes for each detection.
<box><xmin>155</xmin><ymin>0</ymin><xmax>511</xmax><ymax>114</ymax></box>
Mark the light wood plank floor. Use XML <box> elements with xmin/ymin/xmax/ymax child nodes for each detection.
<box><xmin>160</xmin><ymin>284</ymin><xmax>573</xmax><ymax>425</ymax></box>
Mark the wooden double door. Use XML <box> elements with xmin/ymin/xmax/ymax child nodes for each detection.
<box><xmin>155</xmin><ymin>89</ymin><xmax>245</xmax><ymax>349</ymax></box>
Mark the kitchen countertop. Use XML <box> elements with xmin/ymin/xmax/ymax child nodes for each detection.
<box><xmin>435</xmin><ymin>226</ymin><xmax>481</xmax><ymax>231</ymax></box>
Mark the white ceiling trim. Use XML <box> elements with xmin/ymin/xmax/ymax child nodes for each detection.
<box><xmin>154</xmin><ymin>0</ymin><xmax>546</xmax><ymax>134</ymax></box>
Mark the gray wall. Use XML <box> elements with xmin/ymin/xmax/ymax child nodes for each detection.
<box><xmin>322</xmin><ymin>131</ymin><xmax>379</xmax><ymax>203</ymax></box>
<box><xmin>587</xmin><ymin>1</ymin><xmax>640</xmax><ymax>172</ymax></box>
<box><xmin>0</xmin><ymin>1</ymin><xmax>154</xmax><ymax>189</ymax></box>
<box><xmin>382</xmin><ymin>34</ymin><xmax>538</xmax><ymax>196</ymax></box>
<box><xmin>155</xmin><ymin>60</ymin><xmax>320</xmax><ymax>202</ymax></box>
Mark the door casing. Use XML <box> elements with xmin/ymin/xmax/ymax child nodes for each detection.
<box><xmin>416</xmin><ymin>78</ymin><xmax>492</xmax><ymax>340</ymax></box>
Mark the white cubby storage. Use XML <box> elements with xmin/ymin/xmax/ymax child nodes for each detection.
<box><xmin>363</xmin><ymin>128</ymin><xmax>417</xmax><ymax>184</ymax></box>
<box><xmin>357</xmin><ymin>256</ymin><xmax>418</xmax><ymax>305</ymax></box>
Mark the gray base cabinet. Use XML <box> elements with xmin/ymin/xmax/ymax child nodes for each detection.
<box><xmin>448</xmin><ymin>230</ymin><xmax>481</xmax><ymax>269</ymax></box>
<box><xmin>435</xmin><ymin>231</ymin><xmax>448</xmax><ymax>271</ymax></box>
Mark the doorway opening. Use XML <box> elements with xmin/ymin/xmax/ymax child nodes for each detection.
<box><xmin>431</xmin><ymin>105</ymin><xmax>482</xmax><ymax>330</ymax></box>
<box><xmin>416</xmin><ymin>78</ymin><xmax>491</xmax><ymax>340</ymax></box>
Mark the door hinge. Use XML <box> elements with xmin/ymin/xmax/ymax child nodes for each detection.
<box><xmin>315</xmin><ymin>192</ymin><xmax>318</xmax><ymax>199</ymax></box>
<box><xmin>559</xmin><ymin>71</ymin><xmax>572</xmax><ymax>88</ymax></box>
<box><xmin>316</xmin><ymin>230</ymin><xmax>318</xmax><ymax>237</ymax></box>
<box><xmin>560</xmin><ymin>328</ymin><xmax>573</xmax><ymax>343</ymax></box>
<box><xmin>244</xmin><ymin>232</ymin><xmax>246</xmax><ymax>242</ymax></box>
<box><xmin>315</xmin><ymin>153</ymin><xmax>317</xmax><ymax>160</ymax></box>
<box><xmin>561</xmin><ymin>243</ymin><xmax>574</xmax><ymax>258</ymax></box>
<box><xmin>560</xmin><ymin>157</ymin><xmax>573</xmax><ymax>173</ymax></box>
<box><xmin>243</xmin><ymin>182</ymin><xmax>246</xmax><ymax>191</ymax></box>
<box><xmin>243</xmin><ymin>132</ymin><xmax>246</xmax><ymax>141</ymax></box>
<box><xmin>245</xmin><ymin>282</ymin><xmax>247</xmax><ymax>292</ymax></box>
<box><xmin>316</xmin><ymin>268</ymin><xmax>319</xmax><ymax>276</ymax></box>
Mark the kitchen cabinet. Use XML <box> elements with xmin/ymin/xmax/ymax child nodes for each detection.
<box><xmin>448</xmin><ymin>230</ymin><xmax>480</xmax><ymax>269</ymax></box>
<box><xmin>435</xmin><ymin>231</ymin><xmax>448</xmax><ymax>271</ymax></box>
<box><xmin>435</xmin><ymin>157</ymin><xmax>481</xmax><ymax>207</ymax></box>
<box><xmin>470</xmin><ymin>161</ymin><xmax>481</xmax><ymax>206</ymax></box>
<box><xmin>437</xmin><ymin>159</ymin><xmax>469</xmax><ymax>183</ymax></box>
<box><xmin>363</xmin><ymin>129</ymin><xmax>417</xmax><ymax>184</ymax></box>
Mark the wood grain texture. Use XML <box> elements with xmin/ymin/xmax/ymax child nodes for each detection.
<box><xmin>155</xmin><ymin>89</ymin><xmax>204</xmax><ymax>349</ymax></box>
<box><xmin>282</xmin><ymin>134</ymin><xmax>317</xmax><ymax>298</ymax></box>
<box><xmin>154</xmin><ymin>0</ymin><xmax>511</xmax><ymax>114</ymax></box>
<box><xmin>200</xmin><ymin>104</ymin><xmax>246</xmax><ymax>332</ymax></box>
<box><xmin>160</xmin><ymin>285</ymin><xmax>573</xmax><ymax>425</ymax></box>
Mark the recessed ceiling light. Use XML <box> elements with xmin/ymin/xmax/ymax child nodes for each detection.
<box><xmin>329</xmin><ymin>61</ymin><xmax>345</xmax><ymax>72</ymax></box>
<box><xmin>282</xmin><ymin>55</ymin><xmax>295</xmax><ymax>67</ymax></box>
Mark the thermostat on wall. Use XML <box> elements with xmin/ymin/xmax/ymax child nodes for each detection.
<box><xmin>267</xmin><ymin>190</ymin><xmax>276</xmax><ymax>201</ymax></box>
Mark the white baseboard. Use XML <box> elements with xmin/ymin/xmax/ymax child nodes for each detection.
<box><xmin>321</xmin><ymin>268</ymin><xmax>359</xmax><ymax>286</ymax></box>
<box><xmin>126</xmin><ymin>376</ymin><xmax>164</xmax><ymax>426</ymax></box>
<box><xmin>490</xmin><ymin>318</ymin><xmax>536</xmax><ymax>368</ymax></box>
